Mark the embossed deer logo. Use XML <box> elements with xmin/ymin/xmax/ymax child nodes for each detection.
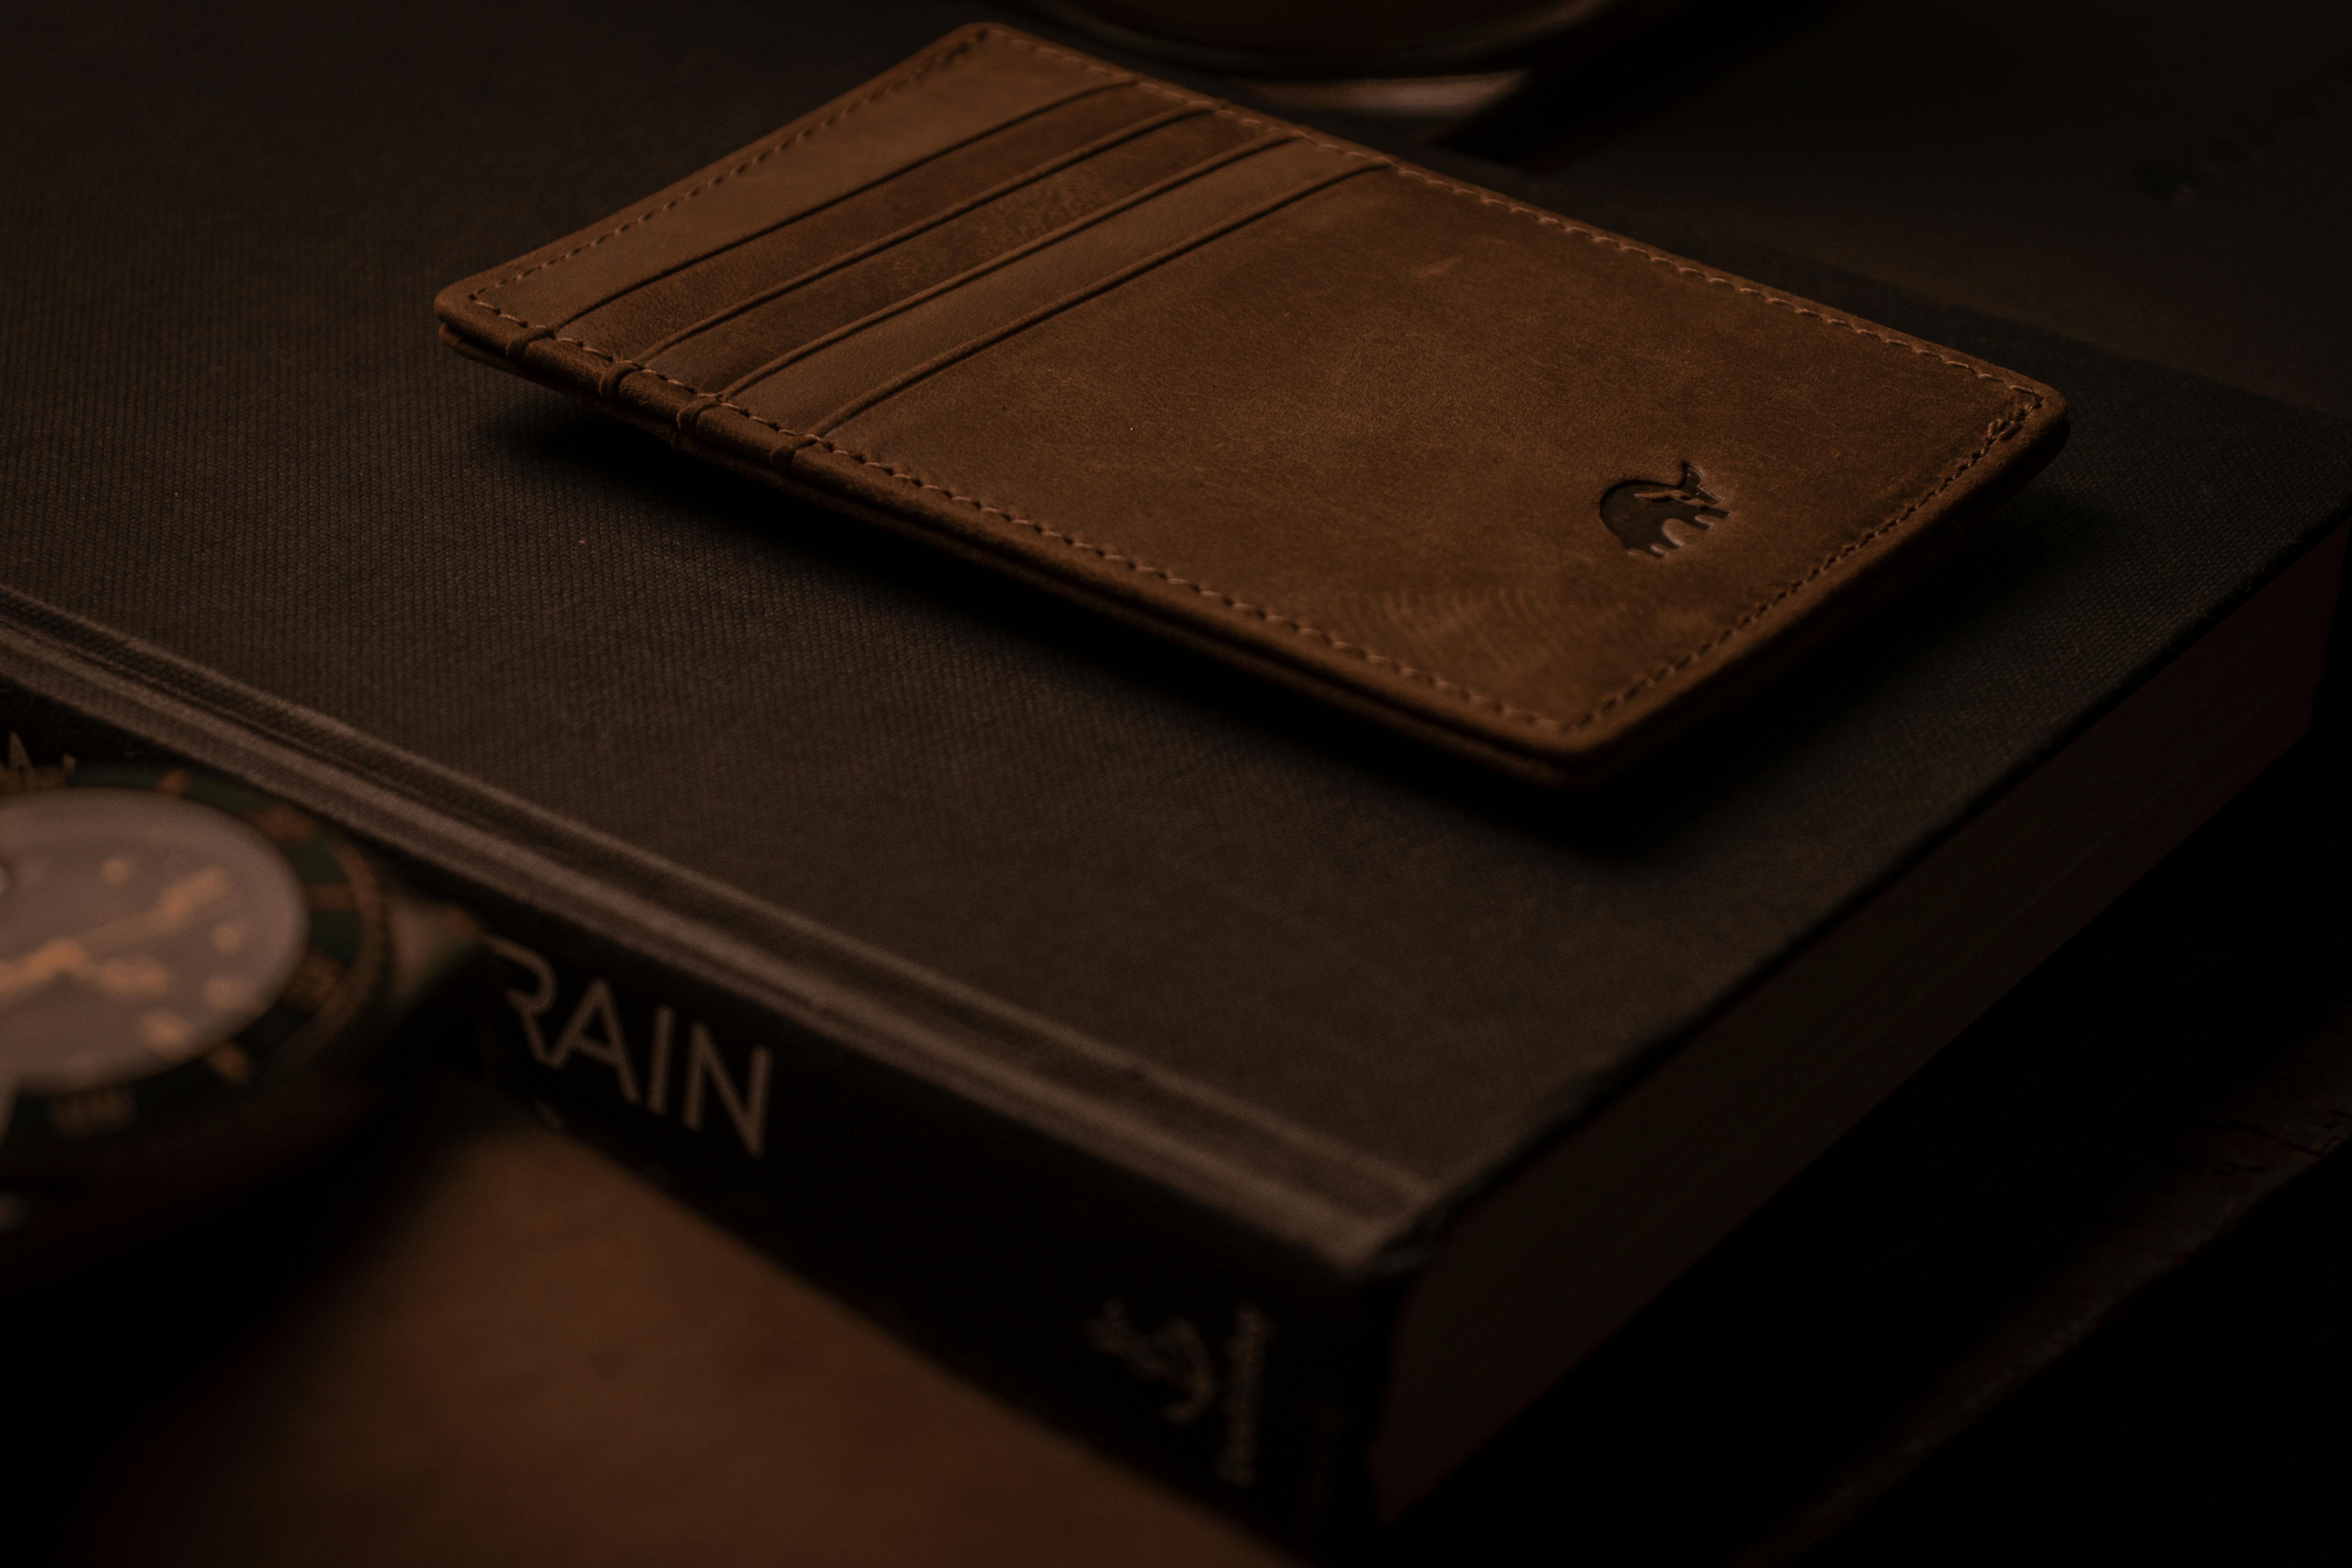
<box><xmin>1600</xmin><ymin>463</ymin><xmax>1730</xmax><ymax>556</ymax></box>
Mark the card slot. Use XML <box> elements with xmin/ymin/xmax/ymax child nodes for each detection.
<box><xmin>717</xmin><ymin>138</ymin><xmax>1375</xmax><ymax>438</ymax></box>
<box><xmin>571</xmin><ymin>83</ymin><xmax>1188</xmax><ymax>361</ymax></box>
<box><xmin>638</xmin><ymin>114</ymin><xmax>1275</xmax><ymax>395</ymax></box>
<box><xmin>484</xmin><ymin>33</ymin><xmax>1135</xmax><ymax>338</ymax></box>
<box><xmin>809</xmin><ymin>160</ymin><xmax>1383</xmax><ymax>436</ymax></box>
<box><xmin>625</xmin><ymin>101</ymin><xmax>1215</xmax><ymax>368</ymax></box>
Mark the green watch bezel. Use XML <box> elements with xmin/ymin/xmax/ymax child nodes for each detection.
<box><xmin>0</xmin><ymin>764</ymin><xmax>391</xmax><ymax>1175</ymax></box>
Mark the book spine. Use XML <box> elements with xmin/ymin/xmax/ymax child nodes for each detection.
<box><xmin>0</xmin><ymin>680</ymin><xmax>1390</xmax><ymax>1552</ymax></box>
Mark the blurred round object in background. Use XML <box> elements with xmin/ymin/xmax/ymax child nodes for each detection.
<box><xmin>1018</xmin><ymin>0</ymin><xmax>1675</xmax><ymax>118</ymax></box>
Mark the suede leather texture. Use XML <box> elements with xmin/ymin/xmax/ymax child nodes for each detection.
<box><xmin>436</xmin><ymin>24</ymin><xmax>2067</xmax><ymax>783</ymax></box>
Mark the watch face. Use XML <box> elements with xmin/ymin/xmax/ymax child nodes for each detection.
<box><xmin>0</xmin><ymin>770</ymin><xmax>386</xmax><ymax>1168</ymax></box>
<box><xmin>0</xmin><ymin>789</ymin><xmax>309</xmax><ymax>1098</ymax></box>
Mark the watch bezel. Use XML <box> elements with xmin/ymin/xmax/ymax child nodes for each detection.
<box><xmin>0</xmin><ymin>765</ymin><xmax>390</xmax><ymax>1173</ymax></box>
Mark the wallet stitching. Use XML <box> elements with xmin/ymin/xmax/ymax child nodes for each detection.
<box><xmin>1383</xmin><ymin>169</ymin><xmax>2033</xmax><ymax>395</ymax></box>
<box><xmin>713</xmin><ymin>131</ymin><xmax>1312</xmax><ymax>405</ymax></box>
<box><xmin>460</xmin><ymin>24</ymin><xmax>2052</xmax><ymax>741</ymax></box>
<box><xmin>1002</xmin><ymin>32</ymin><xmax>2041</xmax><ymax>397</ymax></box>
<box><xmin>465</xmin><ymin>307</ymin><xmax>2042</xmax><ymax>738</ymax></box>
<box><xmin>629</xmin><ymin>102</ymin><xmax>1217</xmax><ymax>366</ymax></box>
<box><xmin>541</xmin><ymin>80</ymin><xmax>1148</xmax><ymax>338</ymax></box>
<box><xmin>807</xmin><ymin>155</ymin><xmax>1379</xmax><ymax>435</ymax></box>
<box><xmin>470</xmin><ymin>28</ymin><xmax>1022</xmax><ymax>300</ymax></box>
<box><xmin>801</xmin><ymin>406</ymin><xmax>2042</xmax><ymax>738</ymax></box>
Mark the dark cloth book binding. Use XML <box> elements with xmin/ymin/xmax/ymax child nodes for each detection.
<box><xmin>4</xmin><ymin>1</ymin><xmax>2351</xmax><ymax>1553</ymax></box>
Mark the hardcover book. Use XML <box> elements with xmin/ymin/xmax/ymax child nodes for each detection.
<box><xmin>2</xmin><ymin>0</ymin><xmax>2348</xmax><ymax>1552</ymax></box>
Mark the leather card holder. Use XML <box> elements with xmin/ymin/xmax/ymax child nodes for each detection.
<box><xmin>436</xmin><ymin>24</ymin><xmax>2068</xmax><ymax>785</ymax></box>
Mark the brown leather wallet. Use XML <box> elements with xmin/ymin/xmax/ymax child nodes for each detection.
<box><xmin>436</xmin><ymin>24</ymin><xmax>2066</xmax><ymax>784</ymax></box>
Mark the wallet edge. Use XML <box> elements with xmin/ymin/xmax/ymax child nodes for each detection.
<box><xmin>430</xmin><ymin>23</ymin><xmax>2072</xmax><ymax>787</ymax></box>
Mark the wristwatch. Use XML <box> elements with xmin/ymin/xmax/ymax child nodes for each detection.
<box><xmin>0</xmin><ymin>762</ymin><xmax>482</xmax><ymax>1286</ymax></box>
